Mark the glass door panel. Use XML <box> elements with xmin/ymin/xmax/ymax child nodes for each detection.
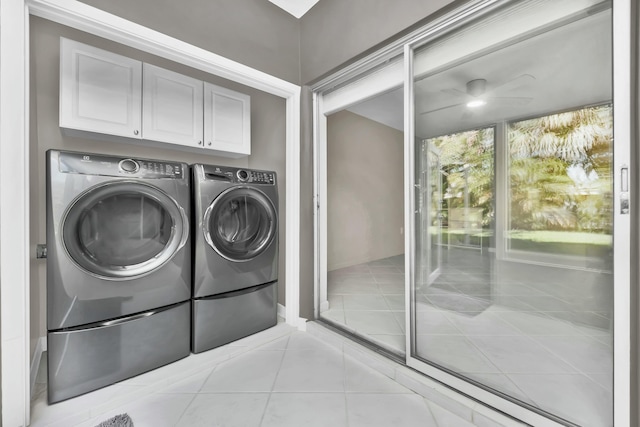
<box><xmin>426</xmin><ymin>145</ymin><xmax>442</xmax><ymax>285</ymax></box>
<box><xmin>410</xmin><ymin>1</ymin><xmax>613</xmax><ymax>426</ymax></box>
<box><xmin>506</xmin><ymin>105</ymin><xmax>614</xmax><ymax>271</ymax></box>
<box><xmin>416</xmin><ymin>142</ymin><xmax>441</xmax><ymax>288</ymax></box>
<box><xmin>319</xmin><ymin>86</ymin><xmax>406</xmax><ymax>356</ymax></box>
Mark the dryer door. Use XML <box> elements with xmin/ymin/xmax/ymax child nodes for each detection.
<box><xmin>204</xmin><ymin>186</ymin><xmax>277</xmax><ymax>262</ymax></box>
<box><xmin>62</xmin><ymin>181</ymin><xmax>189</xmax><ymax>279</ymax></box>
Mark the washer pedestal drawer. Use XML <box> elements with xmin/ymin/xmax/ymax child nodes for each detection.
<box><xmin>192</xmin><ymin>281</ymin><xmax>277</xmax><ymax>354</ymax></box>
<box><xmin>47</xmin><ymin>301</ymin><xmax>190</xmax><ymax>404</ymax></box>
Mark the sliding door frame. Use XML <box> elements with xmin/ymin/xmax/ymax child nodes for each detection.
<box><xmin>313</xmin><ymin>0</ymin><xmax>633</xmax><ymax>425</ymax></box>
<box><xmin>404</xmin><ymin>1</ymin><xmax>631</xmax><ymax>425</ymax></box>
<box><xmin>312</xmin><ymin>0</ymin><xmax>498</xmax><ymax>323</ymax></box>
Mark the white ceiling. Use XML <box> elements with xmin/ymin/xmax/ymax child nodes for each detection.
<box><xmin>268</xmin><ymin>0</ymin><xmax>320</xmax><ymax>18</ymax></box>
<box><xmin>345</xmin><ymin>2</ymin><xmax>611</xmax><ymax>139</ymax></box>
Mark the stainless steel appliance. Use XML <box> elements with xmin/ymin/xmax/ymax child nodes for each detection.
<box><xmin>192</xmin><ymin>164</ymin><xmax>278</xmax><ymax>353</ymax></box>
<box><xmin>46</xmin><ymin>150</ymin><xmax>191</xmax><ymax>403</ymax></box>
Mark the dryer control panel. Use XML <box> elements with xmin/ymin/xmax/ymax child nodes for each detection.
<box><xmin>237</xmin><ymin>169</ymin><xmax>275</xmax><ymax>185</ymax></box>
<box><xmin>58</xmin><ymin>152</ymin><xmax>185</xmax><ymax>179</ymax></box>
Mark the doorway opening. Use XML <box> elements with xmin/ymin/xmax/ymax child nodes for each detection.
<box><xmin>320</xmin><ymin>105</ymin><xmax>406</xmax><ymax>356</ymax></box>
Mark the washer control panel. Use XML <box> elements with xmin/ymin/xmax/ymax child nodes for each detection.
<box><xmin>58</xmin><ymin>152</ymin><xmax>184</xmax><ymax>179</ymax></box>
<box><xmin>203</xmin><ymin>165</ymin><xmax>276</xmax><ymax>185</ymax></box>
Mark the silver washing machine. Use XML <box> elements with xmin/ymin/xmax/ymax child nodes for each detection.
<box><xmin>192</xmin><ymin>163</ymin><xmax>278</xmax><ymax>353</ymax></box>
<box><xmin>46</xmin><ymin>150</ymin><xmax>191</xmax><ymax>403</ymax></box>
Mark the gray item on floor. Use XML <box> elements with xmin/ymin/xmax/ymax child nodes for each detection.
<box><xmin>94</xmin><ymin>413</ymin><xmax>134</xmax><ymax>427</ymax></box>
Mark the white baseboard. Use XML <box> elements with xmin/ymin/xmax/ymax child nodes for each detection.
<box><xmin>278</xmin><ymin>303</ymin><xmax>307</xmax><ymax>331</ymax></box>
<box><xmin>277</xmin><ymin>303</ymin><xmax>286</xmax><ymax>319</ymax></box>
<box><xmin>295</xmin><ymin>317</ymin><xmax>308</xmax><ymax>331</ymax></box>
<box><xmin>30</xmin><ymin>336</ymin><xmax>47</xmax><ymax>398</ymax></box>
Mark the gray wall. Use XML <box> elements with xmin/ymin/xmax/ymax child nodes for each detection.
<box><xmin>28</xmin><ymin>0</ymin><xmax>496</xmax><ymax>332</ymax></box>
<box><xmin>29</xmin><ymin>16</ymin><xmax>287</xmax><ymax>353</ymax></box>
<box><xmin>27</xmin><ymin>1</ymin><xmax>640</xmax><ymax>423</ymax></box>
<box><xmin>79</xmin><ymin>0</ymin><xmax>301</xmax><ymax>84</ymax></box>
<box><xmin>327</xmin><ymin>110</ymin><xmax>404</xmax><ymax>270</ymax></box>
<box><xmin>297</xmin><ymin>0</ymin><xmax>458</xmax><ymax>318</ymax></box>
<box><xmin>299</xmin><ymin>0</ymin><xmax>457</xmax><ymax>84</ymax></box>
<box><xmin>45</xmin><ymin>0</ymin><xmax>463</xmax><ymax>338</ymax></box>
<box><xmin>298</xmin><ymin>86</ymin><xmax>316</xmax><ymax>320</ymax></box>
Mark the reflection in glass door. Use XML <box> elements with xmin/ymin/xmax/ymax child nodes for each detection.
<box><xmin>417</xmin><ymin>143</ymin><xmax>443</xmax><ymax>287</ymax></box>
<box><xmin>409</xmin><ymin>1</ymin><xmax>615</xmax><ymax>426</ymax></box>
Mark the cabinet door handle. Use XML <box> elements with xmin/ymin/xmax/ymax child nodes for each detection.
<box><xmin>208</xmin><ymin>142</ymin><xmax>212</xmax><ymax>146</ymax></box>
<box><xmin>198</xmin><ymin>141</ymin><xmax>203</xmax><ymax>145</ymax></box>
<box><xmin>133</xmin><ymin>130</ymin><xmax>139</xmax><ymax>135</ymax></box>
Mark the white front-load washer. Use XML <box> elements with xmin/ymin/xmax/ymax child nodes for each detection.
<box><xmin>46</xmin><ymin>149</ymin><xmax>191</xmax><ymax>403</ymax></box>
<box><xmin>191</xmin><ymin>163</ymin><xmax>278</xmax><ymax>353</ymax></box>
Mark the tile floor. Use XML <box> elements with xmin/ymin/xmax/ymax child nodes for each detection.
<box><xmin>321</xmin><ymin>249</ymin><xmax>613</xmax><ymax>427</ymax></box>
<box><xmin>323</xmin><ymin>254</ymin><xmax>407</xmax><ymax>353</ymax></box>
<box><xmin>31</xmin><ymin>323</ymin><xmax>492</xmax><ymax>427</ymax></box>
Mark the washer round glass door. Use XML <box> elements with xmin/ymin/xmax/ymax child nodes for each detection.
<box><xmin>62</xmin><ymin>181</ymin><xmax>189</xmax><ymax>279</ymax></box>
<box><xmin>204</xmin><ymin>186</ymin><xmax>277</xmax><ymax>262</ymax></box>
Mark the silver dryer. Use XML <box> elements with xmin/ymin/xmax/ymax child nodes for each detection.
<box><xmin>46</xmin><ymin>150</ymin><xmax>191</xmax><ymax>403</ymax></box>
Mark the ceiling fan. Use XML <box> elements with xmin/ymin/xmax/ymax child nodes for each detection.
<box><xmin>419</xmin><ymin>74</ymin><xmax>536</xmax><ymax>117</ymax></box>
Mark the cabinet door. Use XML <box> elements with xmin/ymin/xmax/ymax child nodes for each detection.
<box><xmin>143</xmin><ymin>64</ymin><xmax>204</xmax><ymax>147</ymax></box>
<box><xmin>60</xmin><ymin>38</ymin><xmax>142</xmax><ymax>139</ymax></box>
<box><xmin>204</xmin><ymin>82</ymin><xmax>251</xmax><ymax>157</ymax></box>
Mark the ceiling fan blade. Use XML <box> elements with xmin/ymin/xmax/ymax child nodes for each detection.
<box><xmin>488</xmin><ymin>74</ymin><xmax>536</xmax><ymax>94</ymax></box>
<box><xmin>489</xmin><ymin>96</ymin><xmax>533</xmax><ymax>106</ymax></box>
<box><xmin>441</xmin><ymin>88</ymin><xmax>470</xmax><ymax>99</ymax></box>
<box><xmin>420</xmin><ymin>102</ymin><xmax>465</xmax><ymax>115</ymax></box>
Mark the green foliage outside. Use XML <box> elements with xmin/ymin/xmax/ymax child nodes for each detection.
<box><xmin>509</xmin><ymin>105</ymin><xmax>613</xmax><ymax>235</ymax></box>
<box><xmin>427</xmin><ymin>127</ymin><xmax>495</xmax><ymax>228</ymax></box>
<box><xmin>425</xmin><ymin>105</ymin><xmax>613</xmax><ymax>253</ymax></box>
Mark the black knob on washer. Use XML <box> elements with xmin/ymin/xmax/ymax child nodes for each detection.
<box><xmin>237</xmin><ymin>169</ymin><xmax>249</xmax><ymax>181</ymax></box>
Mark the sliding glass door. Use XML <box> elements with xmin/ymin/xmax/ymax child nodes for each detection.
<box><xmin>408</xmin><ymin>1</ymin><xmax>623</xmax><ymax>426</ymax></box>
<box><xmin>314</xmin><ymin>0</ymin><xmax>631</xmax><ymax>425</ymax></box>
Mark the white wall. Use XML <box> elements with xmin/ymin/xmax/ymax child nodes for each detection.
<box><xmin>297</xmin><ymin>0</ymin><xmax>458</xmax><ymax>316</ymax></box>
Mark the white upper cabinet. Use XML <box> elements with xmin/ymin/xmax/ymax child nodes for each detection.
<box><xmin>60</xmin><ymin>38</ymin><xmax>142</xmax><ymax>139</ymax></box>
<box><xmin>59</xmin><ymin>38</ymin><xmax>251</xmax><ymax>157</ymax></box>
<box><xmin>204</xmin><ymin>83</ymin><xmax>251</xmax><ymax>157</ymax></box>
<box><xmin>143</xmin><ymin>63</ymin><xmax>204</xmax><ymax>147</ymax></box>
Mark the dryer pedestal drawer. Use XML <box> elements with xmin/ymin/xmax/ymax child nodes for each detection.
<box><xmin>47</xmin><ymin>301</ymin><xmax>190</xmax><ymax>403</ymax></box>
<box><xmin>192</xmin><ymin>281</ymin><xmax>277</xmax><ymax>353</ymax></box>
